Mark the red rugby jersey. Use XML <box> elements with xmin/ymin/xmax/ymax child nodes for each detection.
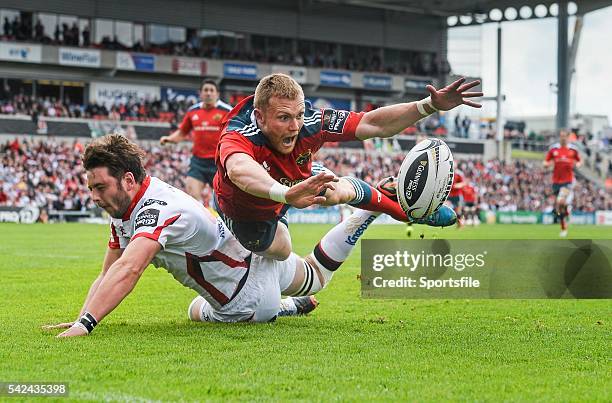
<box><xmin>462</xmin><ymin>184</ymin><xmax>477</xmax><ymax>203</ymax></box>
<box><xmin>179</xmin><ymin>100</ymin><xmax>232</xmax><ymax>159</ymax></box>
<box><xmin>545</xmin><ymin>143</ymin><xmax>580</xmax><ymax>184</ymax></box>
<box><xmin>449</xmin><ymin>169</ymin><xmax>465</xmax><ymax>197</ymax></box>
<box><xmin>214</xmin><ymin>95</ymin><xmax>364</xmax><ymax>221</ymax></box>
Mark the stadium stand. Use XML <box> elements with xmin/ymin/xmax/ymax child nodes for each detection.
<box><xmin>1</xmin><ymin>11</ymin><xmax>444</xmax><ymax>76</ymax></box>
<box><xmin>0</xmin><ymin>93</ymin><xmax>194</xmax><ymax>123</ymax></box>
<box><xmin>1</xmin><ymin>138</ymin><xmax>609</xmax><ymax>221</ymax></box>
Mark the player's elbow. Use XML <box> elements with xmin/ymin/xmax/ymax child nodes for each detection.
<box><xmin>355</xmin><ymin>120</ymin><xmax>384</xmax><ymax>140</ymax></box>
<box><xmin>226</xmin><ymin>161</ymin><xmax>252</xmax><ymax>191</ymax></box>
<box><xmin>226</xmin><ymin>163</ymin><xmax>244</xmax><ymax>186</ymax></box>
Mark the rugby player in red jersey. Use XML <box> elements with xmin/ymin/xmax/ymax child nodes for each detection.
<box><xmin>543</xmin><ymin>129</ymin><xmax>582</xmax><ymax>237</ymax></box>
<box><xmin>215</xmin><ymin>73</ymin><xmax>482</xmax><ymax>260</ymax></box>
<box><xmin>160</xmin><ymin>80</ymin><xmax>231</xmax><ymax>205</ymax></box>
<box><xmin>447</xmin><ymin>168</ymin><xmax>466</xmax><ymax>228</ymax></box>
<box><xmin>461</xmin><ymin>178</ymin><xmax>479</xmax><ymax>226</ymax></box>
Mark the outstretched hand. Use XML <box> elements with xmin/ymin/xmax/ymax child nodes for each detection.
<box><xmin>56</xmin><ymin>326</ymin><xmax>88</xmax><ymax>338</ymax></box>
<box><xmin>285</xmin><ymin>172</ymin><xmax>338</xmax><ymax>208</ymax></box>
<box><xmin>427</xmin><ymin>77</ymin><xmax>483</xmax><ymax>111</ymax></box>
<box><xmin>42</xmin><ymin>321</ymin><xmax>88</xmax><ymax>338</ymax></box>
<box><xmin>42</xmin><ymin>322</ymin><xmax>74</xmax><ymax>331</ymax></box>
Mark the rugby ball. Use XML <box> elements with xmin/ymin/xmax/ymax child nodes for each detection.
<box><xmin>397</xmin><ymin>138</ymin><xmax>454</xmax><ymax>219</ymax></box>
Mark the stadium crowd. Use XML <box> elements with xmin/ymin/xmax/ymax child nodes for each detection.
<box><xmin>2</xmin><ymin>14</ymin><xmax>444</xmax><ymax>76</ymax></box>
<box><xmin>1</xmin><ymin>138</ymin><xmax>610</xmax><ymax>217</ymax></box>
<box><xmin>0</xmin><ymin>138</ymin><xmax>191</xmax><ymax>212</ymax></box>
<box><xmin>0</xmin><ymin>94</ymin><xmax>445</xmax><ymax>136</ymax></box>
<box><xmin>0</xmin><ymin>94</ymin><xmax>195</xmax><ymax>123</ymax></box>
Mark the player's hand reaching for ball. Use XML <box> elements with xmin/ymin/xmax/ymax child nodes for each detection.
<box><xmin>428</xmin><ymin>77</ymin><xmax>483</xmax><ymax>111</ymax></box>
<box><xmin>159</xmin><ymin>136</ymin><xmax>171</xmax><ymax>145</ymax></box>
<box><xmin>285</xmin><ymin>172</ymin><xmax>338</xmax><ymax>208</ymax></box>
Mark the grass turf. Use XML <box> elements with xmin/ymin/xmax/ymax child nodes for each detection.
<box><xmin>0</xmin><ymin>223</ymin><xmax>610</xmax><ymax>401</ymax></box>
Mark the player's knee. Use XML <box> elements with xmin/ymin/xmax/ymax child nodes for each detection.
<box><xmin>263</xmin><ymin>244</ymin><xmax>291</xmax><ymax>261</ymax></box>
<box><xmin>251</xmin><ymin>310</ymin><xmax>278</xmax><ymax>323</ymax></box>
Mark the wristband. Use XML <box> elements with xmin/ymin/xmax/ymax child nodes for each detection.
<box><xmin>269</xmin><ymin>182</ymin><xmax>290</xmax><ymax>203</ymax></box>
<box><xmin>416</xmin><ymin>96</ymin><xmax>438</xmax><ymax>117</ymax></box>
<box><xmin>76</xmin><ymin>311</ymin><xmax>98</xmax><ymax>334</ymax></box>
<box><xmin>71</xmin><ymin>321</ymin><xmax>89</xmax><ymax>334</ymax></box>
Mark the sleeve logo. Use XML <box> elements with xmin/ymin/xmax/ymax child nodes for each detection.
<box><xmin>142</xmin><ymin>198</ymin><xmax>168</xmax><ymax>207</ymax></box>
<box><xmin>135</xmin><ymin>208</ymin><xmax>160</xmax><ymax>229</ymax></box>
<box><xmin>322</xmin><ymin>109</ymin><xmax>349</xmax><ymax>134</ymax></box>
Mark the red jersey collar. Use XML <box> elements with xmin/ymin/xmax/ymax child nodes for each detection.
<box><xmin>122</xmin><ymin>175</ymin><xmax>151</xmax><ymax>221</ymax></box>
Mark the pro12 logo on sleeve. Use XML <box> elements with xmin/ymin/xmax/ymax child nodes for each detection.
<box><xmin>142</xmin><ymin>198</ymin><xmax>167</xmax><ymax>207</ymax></box>
<box><xmin>135</xmin><ymin>208</ymin><xmax>160</xmax><ymax>229</ymax></box>
<box><xmin>322</xmin><ymin>109</ymin><xmax>349</xmax><ymax>134</ymax></box>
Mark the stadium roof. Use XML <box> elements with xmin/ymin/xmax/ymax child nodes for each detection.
<box><xmin>317</xmin><ymin>0</ymin><xmax>612</xmax><ymax>17</ymax></box>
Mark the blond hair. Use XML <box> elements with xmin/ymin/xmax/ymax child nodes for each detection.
<box><xmin>254</xmin><ymin>73</ymin><xmax>304</xmax><ymax>110</ymax></box>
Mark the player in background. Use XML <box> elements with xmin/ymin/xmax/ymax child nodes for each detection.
<box><xmin>43</xmin><ymin>135</ymin><xmax>380</xmax><ymax>337</ymax></box>
<box><xmin>160</xmin><ymin>80</ymin><xmax>231</xmax><ymax>206</ymax></box>
<box><xmin>215</xmin><ymin>74</ymin><xmax>482</xmax><ymax>260</ymax></box>
<box><xmin>543</xmin><ymin>129</ymin><xmax>582</xmax><ymax>237</ymax></box>
<box><xmin>447</xmin><ymin>168</ymin><xmax>465</xmax><ymax>228</ymax></box>
<box><xmin>461</xmin><ymin>178</ymin><xmax>479</xmax><ymax>226</ymax></box>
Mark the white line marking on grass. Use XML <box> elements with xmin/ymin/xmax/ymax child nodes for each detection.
<box><xmin>72</xmin><ymin>391</ymin><xmax>164</xmax><ymax>402</ymax></box>
<box><xmin>7</xmin><ymin>252</ymin><xmax>91</xmax><ymax>259</ymax></box>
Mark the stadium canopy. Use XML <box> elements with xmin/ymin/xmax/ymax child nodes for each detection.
<box><xmin>320</xmin><ymin>0</ymin><xmax>612</xmax><ymax>130</ymax></box>
<box><xmin>317</xmin><ymin>0</ymin><xmax>612</xmax><ymax>18</ymax></box>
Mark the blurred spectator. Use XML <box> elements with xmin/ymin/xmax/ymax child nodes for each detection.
<box><xmin>0</xmin><ymin>93</ymin><xmax>199</xmax><ymax>124</ymax></box>
<box><xmin>3</xmin><ymin>17</ymin><xmax>10</xmax><ymax>38</ymax></box>
<box><xmin>82</xmin><ymin>24</ymin><xmax>90</xmax><ymax>47</ymax></box>
<box><xmin>1</xmin><ymin>140</ymin><xmax>609</xmax><ymax>214</ymax></box>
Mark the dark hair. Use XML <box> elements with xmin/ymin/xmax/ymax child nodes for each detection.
<box><xmin>201</xmin><ymin>79</ymin><xmax>219</xmax><ymax>91</ymax></box>
<box><xmin>82</xmin><ymin>134</ymin><xmax>146</xmax><ymax>183</ymax></box>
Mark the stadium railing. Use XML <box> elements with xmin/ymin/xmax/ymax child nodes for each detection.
<box><xmin>0</xmin><ymin>114</ymin><xmax>170</xmax><ymax>140</ymax></box>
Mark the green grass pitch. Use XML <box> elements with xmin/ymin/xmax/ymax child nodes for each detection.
<box><xmin>1</xmin><ymin>223</ymin><xmax>610</xmax><ymax>401</ymax></box>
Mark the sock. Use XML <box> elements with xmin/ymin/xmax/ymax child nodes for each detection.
<box><xmin>187</xmin><ymin>296</ymin><xmax>212</xmax><ymax>322</ymax></box>
<box><xmin>311</xmin><ymin>209</ymin><xmax>380</xmax><ymax>285</ymax></box>
<box><xmin>289</xmin><ymin>259</ymin><xmax>323</xmax><ymax>296</ymax></box>
<box><xmin>287</xmin><ymin>209</ymin><xmax>380</xmax><ymax>296</ymax></box>
<box><xmin>344</xmin><ymin>177</ymin><xmax>408</xmax><ymax>222</ymax></box>
<box><xmin>277</xmin><ymin>297</ymin><xmax>297</xmax><ymax>316</ymax></box>
<box><xmin>559</xmin><ymin>205</ymin><xmax>568</xmax><ymax>230</ymax></box>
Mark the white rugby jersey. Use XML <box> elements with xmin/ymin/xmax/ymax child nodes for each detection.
<box><xmin>108</xmin><ymin>176</ymin><xmax>252</xmax><ymax>310</ymax></box>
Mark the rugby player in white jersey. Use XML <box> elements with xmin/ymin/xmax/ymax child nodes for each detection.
<box><xmin>43</xmin><ymin>134</ymin><xmax>380</xmax><ymax>337</ymax></box>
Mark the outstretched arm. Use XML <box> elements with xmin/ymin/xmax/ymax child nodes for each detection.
<box><xmin>225</xmin><ymin>152</ymin><xmax>338</xmax><ymax>208</ymax></box>
<box><xmin>42</xmin><ymin>247</ymin><xmax>123</xmax><ymax>331</ymax></box>
<box><xmin>160</xmin><ymin>128</ymin><xmax>189</xmax><ymax>145</ymax></box>
<box><xmin>54</xmin><ymin>237</ymin><xmax>161</xmax><ymax>337</ymax></box>
<box><xmin>355</xmin><ymin>77</ymin><xmax>482</xmax><ymax>140</ymax></box>
<box><xmin>79</xmin><ymin>247</ymin><xmax>123</xmax><ymax>315</ymax></box>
